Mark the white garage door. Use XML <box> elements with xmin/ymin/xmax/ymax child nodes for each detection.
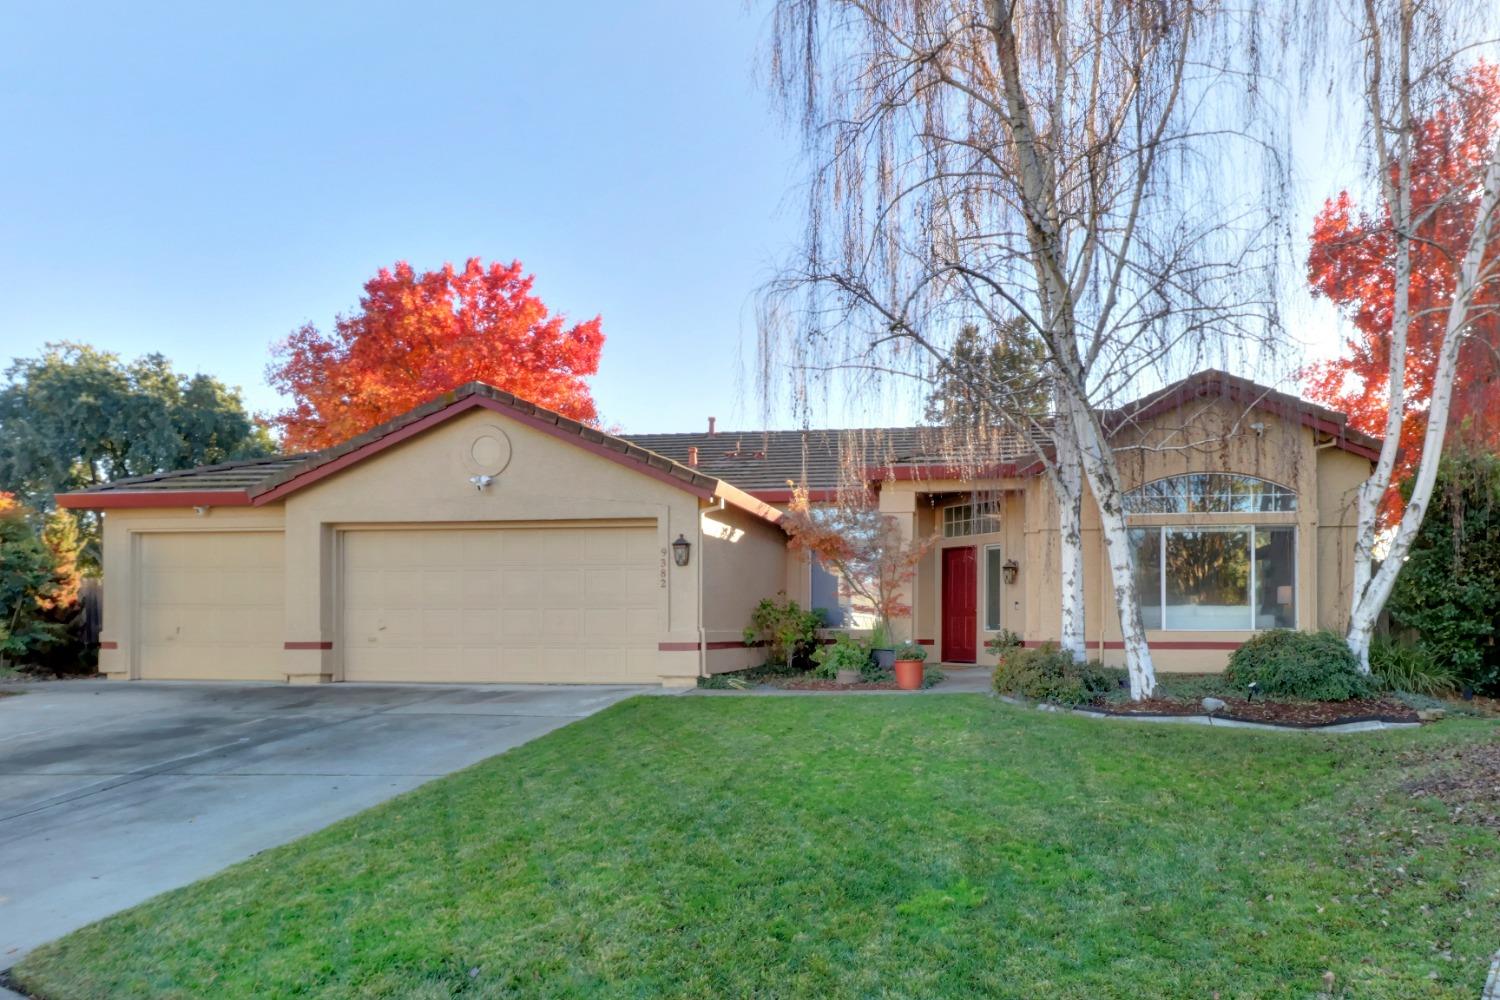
<box><xmin>340</xmin><ymin>525</ymin><xmax>660</xmax><ymax>683</ymax></box>
<box><xmin>137</xmin><ymin>532</ymin><xmax>285</xmax><ymax>681</ymax></box>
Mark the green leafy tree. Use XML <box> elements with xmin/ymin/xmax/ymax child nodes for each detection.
<box><xmin>923</xmin><ymin>320</ymin><xmax>1051</xmax><ymax>428</ymax></box>
<box><xmin>0</xmin><ymin>494</ymin><xmax>68</xmax><ymax>665</ymax></box>
<box><xmin>0</xmin><ymin>342</ymin><xmax>275</xmax><ymax>507</ymax></box>
<box><xmin>1386</xmin><ymin>450</ymin><xmax>1500</xmax><ymax>693</ymax></box>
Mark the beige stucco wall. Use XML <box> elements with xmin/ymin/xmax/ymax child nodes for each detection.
<box><xmin>97</xmin><ymin>407</ymin><xmax>789</xmax><ymax>686</ymax></box>
<box><xmin>700</xmin><ymin>502</ymin><xmax>792</xmax><ymax>674</ymax></box>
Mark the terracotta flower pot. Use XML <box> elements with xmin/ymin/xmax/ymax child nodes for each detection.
<box><xmin>893</xmin><ymin>658</ymin><xmax>924</xmax><ymax>690</ymax></box>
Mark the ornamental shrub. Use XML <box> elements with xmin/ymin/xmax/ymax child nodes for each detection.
<box><xmin>743</xmin><ymin>592</ymin><xmax>823</xmax><ymax>668</ymax></box>
<box><xmin>1385</xmin><ymin>451</ymin><xmax>1500</xmax><ymax>694</ymax></box>
<box><xmin>1223</xmin><ymin>630</ymin><xmax>1373</xmax><ymax>701</ymax></box>
<box><xmin>991</xmin><ymin>642</ymin><xmax>1119</xmax><ymax>706</ymax></box>
<box><xmin>811</xmin><ymin>633</ymin><xmax>871</xmax><ymax>679</ymax></box>
<box><xmin>1368</xmin><ymin>636</ymin><xmax>1458</xmax><ymax>697</ymax></box>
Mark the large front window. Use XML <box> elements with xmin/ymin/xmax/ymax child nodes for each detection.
<box><xmin>1130</xmin><ymin>525</ymin><xmax>1296</xmax><ymax>630</ymax></box>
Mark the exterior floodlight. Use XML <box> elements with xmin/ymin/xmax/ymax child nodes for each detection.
<box><xmin>469</xmin><ymin>475</ymin><xmax>494</xmax><ymax>491</ymax></box>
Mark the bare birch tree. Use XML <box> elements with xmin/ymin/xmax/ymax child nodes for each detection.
<box><xmin>1310</xmin><ymin>0</ymin><xmax>1500</xmax><ymax>670</ymax></box>
<box><xmin>759</xmin><ymin>0</ymin><xmax>1288</xmax><ymax>698</ymax></box>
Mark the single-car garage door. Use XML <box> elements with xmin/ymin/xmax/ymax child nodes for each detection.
<box><xmin>340</xmin><ymin>524</ymin><xmax>659</xmax><ymax>683</ymax></box>
<box><xmin>137</xmin><ymin>531</ymin><xmax>285</xmax><ymax>681</ymax></box>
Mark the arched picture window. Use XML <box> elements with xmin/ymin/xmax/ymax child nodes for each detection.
<box><xmin>1123</xmin><ymin>474</ymin><xmax>1297</xmax><ymax>514</ymax></box>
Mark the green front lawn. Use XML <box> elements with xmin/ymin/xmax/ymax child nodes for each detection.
<box><xmin>14</xmin><ymin>697</ymin><xmax>1500</xmax><ymax>999</ymax></box>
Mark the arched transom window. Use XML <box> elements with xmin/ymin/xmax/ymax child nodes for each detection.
<box><xmin>1123</xmin><ymin>474</ymin><xmax>1297</xmax><ymax>515</ymax></box>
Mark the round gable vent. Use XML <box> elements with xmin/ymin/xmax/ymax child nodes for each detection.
<box><xmin>463</xmin><ymin>424</ymin><xmax>513</xmax><ymax>478</ymax></box>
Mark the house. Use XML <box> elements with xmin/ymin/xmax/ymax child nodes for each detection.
<box><xmin>58</xmin><ymin>371</ymin><xmax>1378</xmax><ymax>685</ymax></box>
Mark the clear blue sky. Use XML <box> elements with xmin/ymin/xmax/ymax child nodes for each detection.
<box><xmin>0</xmin><ymin>1</ymin><xmax>809</xmax><ymax>433</ymax></box>
<box><xmin>1</xmin><ymin>3</ymin><xmax>1347</xmax><ymax>435</ymax></box>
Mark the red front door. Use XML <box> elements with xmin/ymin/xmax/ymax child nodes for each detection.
<box><xmin>942</xmin><ymin>546</ymin><xmax>978</xmax><ymax>663</ymax></box>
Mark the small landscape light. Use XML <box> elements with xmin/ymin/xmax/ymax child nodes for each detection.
<box><xmin>1246</xmin><ymin>680</ymin><xmax>1260</xmax><ymax>701</ymax></box>
<box><xmin>671</xmin><ymin>534</ymin><xmax>691</xmax><ymax>567</ymax></box>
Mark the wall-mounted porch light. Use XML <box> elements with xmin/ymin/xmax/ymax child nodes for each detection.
<box><xmin>1002</xmin><ymin>558</ymin><xmax>1020</xmax><ymax>585</ymax></box>
<box><xmin>671</xmin><ymin>534</ymin><xmax>692</xmax><ymax>567</ymax></box>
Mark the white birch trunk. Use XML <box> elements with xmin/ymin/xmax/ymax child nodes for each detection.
<box><xmin>1346</xmin><ymin>6</ymin><xmax>1413</xmax><ymax>669</ymax></box>
<box><xmin>1052</xmin><ymin>407</ymin><xmax>1087</xmax><ymax>662</ymax></box>
<box><xmin>1061</xmin><ymin>391</ymin><xmax>1157</xmax><ymax>699</ymax></box>
<box><xmin>1346</xmin><ymin>134</ymin><xmax>1500</xmax><ymax>669</ymax></box>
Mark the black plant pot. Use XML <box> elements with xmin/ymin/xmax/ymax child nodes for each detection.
<box><xmin>871</xmin><ymin>647</ymin><xmax>896</xmax><ymax>669</ymax></box>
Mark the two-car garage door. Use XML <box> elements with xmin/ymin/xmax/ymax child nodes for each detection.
<box><xmin>339</xmin><ymin>525</ymin><xmax>660</xmax><ymax>684</ymax></box>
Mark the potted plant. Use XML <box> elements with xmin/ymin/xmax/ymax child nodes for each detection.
<box><xmin>869</xmin><ymin>620</ymin><xmax>895</xmax><ymax>670</ymax></box>
<box><xmin>812</xmin><ymin>633</ymin><xmax>871</xmax><ymax>685</ymax></box>
<box><xmin>893</xmin><ymin>641</ymin><xmax>927</xmax><ymax>690</ymax></box>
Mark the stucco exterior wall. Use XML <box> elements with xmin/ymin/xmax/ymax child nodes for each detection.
<box><xmin>1315</xmin><ymin>447</ymin><xmax>1369</xmax><ymax>634</ymax></box>
<box><xmin>700</xmin><ymin>502</ymin><xmax>792</xmax><ymax>674</ymax></box>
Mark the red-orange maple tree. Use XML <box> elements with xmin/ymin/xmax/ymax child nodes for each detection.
<box><xmin>1305</xmin><ymin>63</ymin><xmax>1500</xmax><ymax>517</ymax></box>
<box><xmin>268</xmin><ymin>258</ymin><xmax>604</xmax><ymax>452</ymax></box>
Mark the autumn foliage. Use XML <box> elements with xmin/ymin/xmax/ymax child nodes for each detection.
<box><xmin>781</xmin><ymin>484</ymin><xmax>937</xmax><ymax>628</ymax></box>
<box><xmin>268</xmin><ymin>258</ymin><xmax>604</xmax><ymax>452</ymax></box>
<box><xmin>1305</xmin><ymin>63</ymin><xmax>1500</xmax><ymax>515</ymax></box>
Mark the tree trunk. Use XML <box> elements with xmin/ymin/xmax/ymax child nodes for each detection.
<box><xmin>1063</xmin><ymin>391</ymin><xmax>1157</xmax><ymax>699</ymax></box>
<box><xmin>1053</xmin><ymin>407</ymin><xmax>1087</xmax><ymax>662</ymax></box>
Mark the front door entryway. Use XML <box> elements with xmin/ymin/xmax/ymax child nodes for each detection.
<box><xmin>942</xmin><ymin>546</ymin><xmax>977</xmax><ymax>662</ymax></box>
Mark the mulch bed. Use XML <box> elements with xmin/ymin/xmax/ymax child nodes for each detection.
<box><xmin>1093</xmin><ymin>695</ymin><xmax>1420</xmax><ymax>727</ymax></box>
<box><xmin>1401</xmin><ymin>739</ymin><xmax>1500</xmax><ymax>828</ymax></box>
<box><xmin>773</xmin><ymin>677</ymin><xmax>910</xmax><ymax>691</ymax></box>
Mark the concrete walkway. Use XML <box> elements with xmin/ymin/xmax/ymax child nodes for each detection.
<box><xmin>0</xmin><ymin>679</ymin><xmax>646</xmax><ymax>967</ymax></box>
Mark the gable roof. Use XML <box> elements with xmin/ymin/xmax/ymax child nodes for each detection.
<box><xmin>54</xmin><ymin>370</ymin><xmax>1378</xmax><ymax>512</ymax></box>
<box><xmin>57</xmin><ymin>383</ymin><xmax>781</xmax><ymax>524</ymax></box>
<box><xmin>1103</xmin><ymin>369</ymin><xmax>1382</xmax><ymax>461</ymax></box>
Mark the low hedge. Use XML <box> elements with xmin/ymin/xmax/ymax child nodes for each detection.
<box><xmin>1223</xmin><ymin>629</ymin><xmax>1374</xmax><ymax>701</ymax></box>
<box><xmin>991</xmin><ymin>643</ymin><xmax>1121</xmax><ymax>706</ymax></box>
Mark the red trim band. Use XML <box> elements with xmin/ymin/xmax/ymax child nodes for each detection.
<box><xmin>57</xmin><ymin>490</ymin><xmax>251</xmax><ymax>510</ymax></box>
<box><xmin>1022</xmin><ymin>639</ymin><xmax>1245</xmax><ymax>651</ymax></box>
<box><xmin>870</xmin><ymin>463</ymin><xmax>1027</xmax><ymax>482</ymax></box>
<box><xmin>658</xmin><ymin>640</ymin><xmax>766</xmax><ymax>652</ymax></box>
<box><xmin>98</xmin><ymin>640</ymin><xmax>119</xmax><ymax>650</ymax></box>
<box><xmin>916</xmin><ymin>639</ymin><xmax>935</xmax><ymax>646</ymax></box>
<box><xmin>284</xmin><ymin>641</ymin><xmax>334</xmax><ymax>650</ymax></box>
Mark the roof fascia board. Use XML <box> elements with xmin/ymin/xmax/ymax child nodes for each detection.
<box><xmin>56</xmin><ymin>489</ymin><xmax>252</xmax><ymax>510</ymax></box>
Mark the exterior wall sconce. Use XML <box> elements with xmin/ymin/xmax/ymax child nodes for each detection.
<box><xmin>672</xmin><ymin>534</ymin><xmax>692</xmax><ymax>567</ymax></box>
<box><xmin>1002</xmin><ymin>559</ymin><xmax>1020</xmax><ymax>585</ymax></box>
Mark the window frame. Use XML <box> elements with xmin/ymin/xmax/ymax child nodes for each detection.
<box><xmin>942</xmin><ymin>500</ymin><xmax>1002</xmax><ymax>538</ymax></box>
<box><xmin>983</xmin><ymin>543</ymin><xmax>1004</xmax><ymax>632</ymax></box>
<box><xmin>1123</xmin><ymin>474</ymin><xmax>1298</xmax><ymax>515</ymax></box>
<box><xmin>1133</xmin><ymin>524</ymin><xmax>1298</xmax><ymax>631</ymax></box>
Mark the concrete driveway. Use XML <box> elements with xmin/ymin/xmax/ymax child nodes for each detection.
<box><xmin>0</xmin><ymin>680</ymin><xmax>648</xmax><ymax>965</ymax></box>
